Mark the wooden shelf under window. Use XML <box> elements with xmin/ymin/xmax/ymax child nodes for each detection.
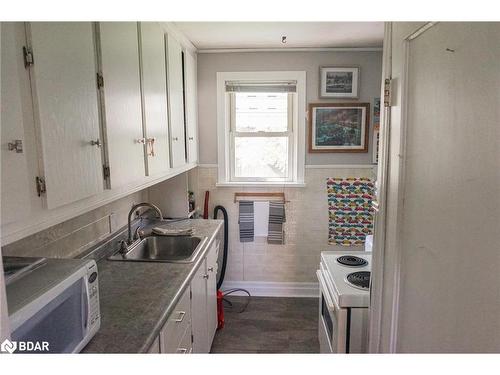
<box><xmin>233</xmin><ymin>192</ymin><xmax>288</xmax><ymax>203</ymax></box>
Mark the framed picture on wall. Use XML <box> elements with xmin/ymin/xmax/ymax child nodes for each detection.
<box><xmin>309</xmin><ymin>102</ymin><xmax>370</xmax><ymax>153</ymax></box>
<box><xmin>319</xmin><ymin>66</ymin><xmax>360</xmax><ymax>98</ymax></box>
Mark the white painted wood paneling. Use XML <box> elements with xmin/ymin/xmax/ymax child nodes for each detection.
<box><xmin>138</xmin><ymin>22</ymin><xmax>170</xmax><ymax>176</ymax></box>
<box><xmin>98</xmin><ymin>22</ymin><xmax>145</xmax><ymax>188</ymax></box>
<box><xmin>166</xmin><ymin>33</ymin><xmax>187</xmax><ymax>168</ymax></box>
<box><xmin>190</xmin><ymin>259</ymin><xmax>208</xmax><ymax>353</ymax></box>
<box><xmin>1</xmin><ymin>23</ymin><xmax>39</xmax><ymax>224</ymax></box>
<box><xmin>184</xmin><ymin>49</ymin><xmax>198</xmax><ymax>164</ymax></box>
<box><xmin>29</xmin><ymin>22</ymin><xmax>103</xmax><ymax>209</ymax></box>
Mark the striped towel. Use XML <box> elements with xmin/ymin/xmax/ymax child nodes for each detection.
<box><xmin>238</xmin><ymin>201</ymin><xmax>254</xmax><ymax>242</ymax></box>
<box><xmin>267</xmin><ymin>201</ymin><xmax>286</xmax><ymax>244</ymax></box>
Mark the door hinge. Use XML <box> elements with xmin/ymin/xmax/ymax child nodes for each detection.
<box><xmin>96</xmin><ymin>73</ymin><xmax>104</xmax><ymax>89</ymax></box>
<box><xmin>103</xmin><ymin>165</ymin><xmax>110</xmax><ymax>179</ymax></box>
<box><xmin>23</xmin><ymin>46</ymin><xmax>34</xmax><ymax>68</ymax></box>
<box><xmin>35</xmin><ymin>176</ymin><xmax>46</xmax><ymax>197</ymax></box>
<box><xmin>384</xmin><ymin>78</ymin><xmax>392</xmax><ymax>107</ymax></box>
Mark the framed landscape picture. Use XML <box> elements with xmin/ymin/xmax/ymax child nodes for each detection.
<box><xmin>309</xmin><ymin>102</ymin><xmax>370</xmax><ymax>153</ymax></box>
<box><xmin>319</xmin><ymin>66</ymin><xmax>360</xmax><ymax>98</ymax></box>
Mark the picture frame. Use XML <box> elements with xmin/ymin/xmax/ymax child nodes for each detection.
<box><xmin>319</xmin><ymin>66</ymin><xmax>360</xmax><ymax>98</ymax></box>
<box><xmin>308</xmin><ymin>102</ymin><xmax>370</xmax><ymax>153</ymax></box>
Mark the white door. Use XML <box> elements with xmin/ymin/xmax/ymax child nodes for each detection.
<box><xmin>138</xmin><ymin>22</ymin><xmax>170</xmax><ymax>176</ymax></box>
<box><xmin>191</xmin><ymin>259</ymin><xmax>208</xmax><ymax>353</ymax></box>
<box><xmin>184</xmin><ymin>49</ymin><xmax>198</xmax><ymax>164</ymax></box>
<box><xmin>166</xmin><ymin>33</ymin><xmax>187</xmax><ymax>168</ymax></box>
<box><xmin>28</xmin><ymin>22</ymin><xmax>103</xmax><ymax>209</ymax></box>
<box><xmin>1</xmin><ymin>23</ymin><xmax>39</xmax><ymax>224</ymax></box>
<box><xmin>98</xmin><ymin>22</ymin><xmax>145</xmax><ymax>188</ymax></box>
<box><xmin>377</xmin><ymin>22</ymin><xmax>500</xmax><ymax>353</ymax></box>
<box><xmin>206</xmin><ymin>242</ymin><xmax>218</xmax><ymax>347</ymax></box>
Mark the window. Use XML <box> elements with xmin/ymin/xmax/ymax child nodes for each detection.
<box><xmin>217</xmin><ymin>72</ymin><xmax>306</xmax><ymax>186</ymax></box>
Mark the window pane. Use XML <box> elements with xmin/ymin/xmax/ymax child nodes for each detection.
<box><xmin>234</xmin><ymin>137</ymin><xmax>288</xmax><ymax>178</ymax></box>
<box><xmin>235</xmin><ymin>92</ymin><xmax>288</xmax><ymax>132</ymax></box>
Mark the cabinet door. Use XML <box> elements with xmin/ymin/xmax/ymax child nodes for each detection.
<box><xmin>138</xmin><ymin>22</ymin><xmax>170</xmax><ymax>176</ymax></box>
<box><xmin>191</xmin><ymin>259</ymin><xmax>208</xmax><ymax>353</ymax></box>
<box><xmin>98</xmin><ymin>22</ymin><xmax>145</xmax><ymax>188</ymax></box>
<box><xmin>184</xmin><ymin>50</ymin><xmax>198</xmax><ymax>164</ymax></box>
<box><xmin>206</xmin><ymin>241</ymin><xmax>219</xmax><ymax>348</ymax></box>
<box><xmin>28</xmin><ymin>22</ymin><xmax>103</xmax><ymax>209</ymax></box>
<box><xmin>1</xmin><ymin>23</ymin><xmax>39</xmax><ymax>224</ymax></box>
<box><xmin>165</xmin><ymin>33</ymin><xmax>186</xmax><ymax>169</ymax></box>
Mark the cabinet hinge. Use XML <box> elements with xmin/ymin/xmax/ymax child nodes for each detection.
<box><xmin>384</xmin><ymin>78</ymin><xmax>392</xmax><ymax>107</ymax></box>
<box><xmin>35</xmin><ymin>176</ymin><xmax>46</xmax><ymax>197</ymax></box>
<box><xmin>103</xmin><ymin>165</ymin><xmax>110</xmax><ymax>179</ymax></box>
<box><xmin>191</xmin><ymin>334</ymin><xmax>194</xmax><ymax>344</ymax></box>
<box><xmin>189</xmin><ymin>289</ymin><xmax>193</xmax><ymax>300</ymax></box>
<box><xmin>96</xmin><ymin>73</ymin><xmax>104</xmax><ymax>89</ymax></box>
<box><xmin>23</xmin><ymin>46</ymin><xmax>34</xmax><ymax>68</ymax></box>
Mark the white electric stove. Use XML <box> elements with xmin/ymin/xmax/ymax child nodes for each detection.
<box><xmin>317</xmin><ymin>250</ymin><xmax>371</xmax><ymax>353</ymax></box>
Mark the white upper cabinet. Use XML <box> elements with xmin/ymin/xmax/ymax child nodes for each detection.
<box><xmin>1</xmin><ymin>23</ymin><xmax>39</xmax><ymax>224</ymax></box>
<box><xmin>98</xmin><ymin>22</ymin><xmax>145</xmax><ymax>188</ymax></box>
<box><xmin>138</xmin><ymin>22</ymin><xmax>170</xmax><ymax>176</ymax></box>
<box><xmin>184</xmin><ymin>50</ymin><xmax>199</xmax><ymax>164</ymax></box>
<box><xmin>165</xmin><ymin>33</ymin><xmax>187</xmax><ymax>169</ymax></box>
<box><xmin>28</xmin><ymin>22</ymin><xmax>104</xmax><ymax>209</ymax></box>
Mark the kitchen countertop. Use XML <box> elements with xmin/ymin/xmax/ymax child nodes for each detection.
<box><xmin>81</xmin><ymin>218</ymin><xmax>223</xmax><ymax>353</ymax></box>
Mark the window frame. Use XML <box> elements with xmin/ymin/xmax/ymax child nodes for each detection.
<box><xmin>216</xmin><ymin>71</ymin><xmax>306</xmax><ymax>187</ymax></box>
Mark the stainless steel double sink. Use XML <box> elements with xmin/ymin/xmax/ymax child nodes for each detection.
<box><xmin>108</xmin><ymin>235</ymin><xmax>207</xmax><ymax>264</ymax></box>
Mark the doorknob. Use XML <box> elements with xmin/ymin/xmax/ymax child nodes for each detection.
<box><xmin>90</xmin><ymin>139</ymin><xmax>101</xmax><ymax>148</ymax></box>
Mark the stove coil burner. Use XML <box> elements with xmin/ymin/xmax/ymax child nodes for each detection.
<box><xmin>336</xmin><ymin>255</ymin><xmax>368</xmax><ymax>268</ymax></box>
<box><xmin>346</xmin><ymin>271</ymin><xmax>371</xmax><ymax>290</ymax></box>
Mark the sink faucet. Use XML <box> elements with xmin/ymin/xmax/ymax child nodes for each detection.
<box><xmin>126</xmin><ymin>202</ymin><xmax>163</xmax><ymax>245</ymax></box>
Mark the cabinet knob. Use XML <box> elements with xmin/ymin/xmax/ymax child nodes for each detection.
<box><xmin>203</xmin><ymin>274</ymin><xmax>209</xmax><ymax>280</ymax></box>
<box><xmin>188</xmin><ymin>137</ymin><xmax>194</xmax><ymax>141</ymax></box>
<box><xmin>208</xmin><ymin>267</ymin><xmax>214</xmax><ymax>272</ymax></box>
<box><xmin>8</xmin><ymin>140</ymin><xmax>23</xmax><ymax>153</ymax></box>
<box><xmin>172</xmin><ymin>137</ymin><xmax>179</xmax><ymax>141</ymax></box>
<box><xmin>90</xmin><ymin>139</ymin><xmax>101</xmax><ymax>148</ymax></box>
<box><xmin>135</xmin><ymin>138</ymin><xmax>146</xmax><ymax>144</ymax></box>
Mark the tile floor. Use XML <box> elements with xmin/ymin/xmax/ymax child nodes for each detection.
<box><xmin>210</xmin><ymin>296</ymin><xmax>319</xmax><ymax>354</ymax></box>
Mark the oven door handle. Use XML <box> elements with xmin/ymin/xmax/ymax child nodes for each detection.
<box><xmin>316</xmin><ymin>270</ymin><xmax>338</xmax><ymax>312</ymax></box>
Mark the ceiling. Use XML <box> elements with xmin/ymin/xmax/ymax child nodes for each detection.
<box><xmin>174</xmin><ymin>22</ymin><xmax>384</xmax><ymax>50</ymax></box>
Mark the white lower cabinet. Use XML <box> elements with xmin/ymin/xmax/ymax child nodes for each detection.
<box><xmin>191</xmin><ymin>241</ymin><xmax>219</xmax><ymax>353</ymax></box>
<box><xmin>151</xmin><ymin>240</ymin><xmax>219</xmax><ymax>354</ymax></box>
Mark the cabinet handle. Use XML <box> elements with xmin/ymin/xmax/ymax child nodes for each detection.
<box><xmin>207</xmin><ymin>267</ymin><xmax>214</xmax><ymax>272</ymax></box>
<box><xmin>203</xmin><ymin>274</ymin><xmax>209</xmax><ymax>280</ymax></box>
<box><xmin>90</xmin><ymin>139</ymin><xmax>101</xmax><ymax>148</ymax></box>
<box><xmin>188</xmin><ymin>137</ymin><xmax>194</xmax><ymax>140</ymax></box>
<box><xmin>176</xmin><ymin>348</ymin><xmax>188</xmax><ymax>354</ymax></box>
<box><xmin>174</xmin><ymin>311</ymin><xmax>186</xmax><ymax>322</ymax></box>
<box><xmin>172</xmin><ymin>137</ymin><xmax>179</xmax><ymax>141</ymax></box>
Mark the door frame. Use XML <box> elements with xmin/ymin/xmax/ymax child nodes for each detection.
<box><xmin>368</xmin><ymin>22</ymin><xmax>437</xmax><ymax>353</ymax></box>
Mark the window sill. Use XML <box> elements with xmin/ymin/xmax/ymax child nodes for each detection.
<box><xmin>215</xmin><ymin>181</ymin><xmax>306</xmax><ymax>188</ymax></box>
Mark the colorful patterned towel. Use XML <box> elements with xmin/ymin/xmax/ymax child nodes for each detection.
<box><xmin>327</xmin><ymin>177</ymin><xmax>375</xmax><ymax>246</ymax></box>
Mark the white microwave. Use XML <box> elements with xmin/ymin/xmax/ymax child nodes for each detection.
<box><xmin>5</xmin><ymin>257</ymin><xmax>100</xmax><ymax>353</ymax></box>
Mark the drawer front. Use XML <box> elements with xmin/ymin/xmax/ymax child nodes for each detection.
<box><xmin>160</xmin><ymin>287</ymin><xmax>191</xmax><ymax>353</ymax></box>
<box><xmin>175</xmin><ymin>325</ymin><xmax>193</xmax><ymax>354</ymax></box>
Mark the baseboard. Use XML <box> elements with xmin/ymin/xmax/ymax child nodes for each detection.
<box><xmin>220</xmin><ymin>281</ymin><xmax>319</xmax><ymax>298</ymax></box>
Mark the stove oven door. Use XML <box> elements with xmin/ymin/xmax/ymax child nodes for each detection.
<box><xmin>317</xmin><ymin>270</ymin><xmax>348</xmax><ymax>353</ymax></box>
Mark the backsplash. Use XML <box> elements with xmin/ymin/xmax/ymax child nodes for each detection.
<box><xmin>188</xmin><ymin>166</ymin><xmax>375</xmax><ymax>283</ymax></box>
<box><xmin>2</xmin><ymin>190</ymin><xmax>148</xmax><ymax>259</ymax></box>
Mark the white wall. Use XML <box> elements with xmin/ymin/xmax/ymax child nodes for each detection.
<box><xmin>192</xmin><ymin>49</ymin><xmax>382</xmax><ymax>290</ymax></box>
<box><xmin>197</xmin><ymin>50</ymin><xmax>382</xmax><ymax>165</ymax></box>
<box><xmin>380</xmin><ymin>22</ymin><xmax>500</xmax><ymax>353</ymax></box>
